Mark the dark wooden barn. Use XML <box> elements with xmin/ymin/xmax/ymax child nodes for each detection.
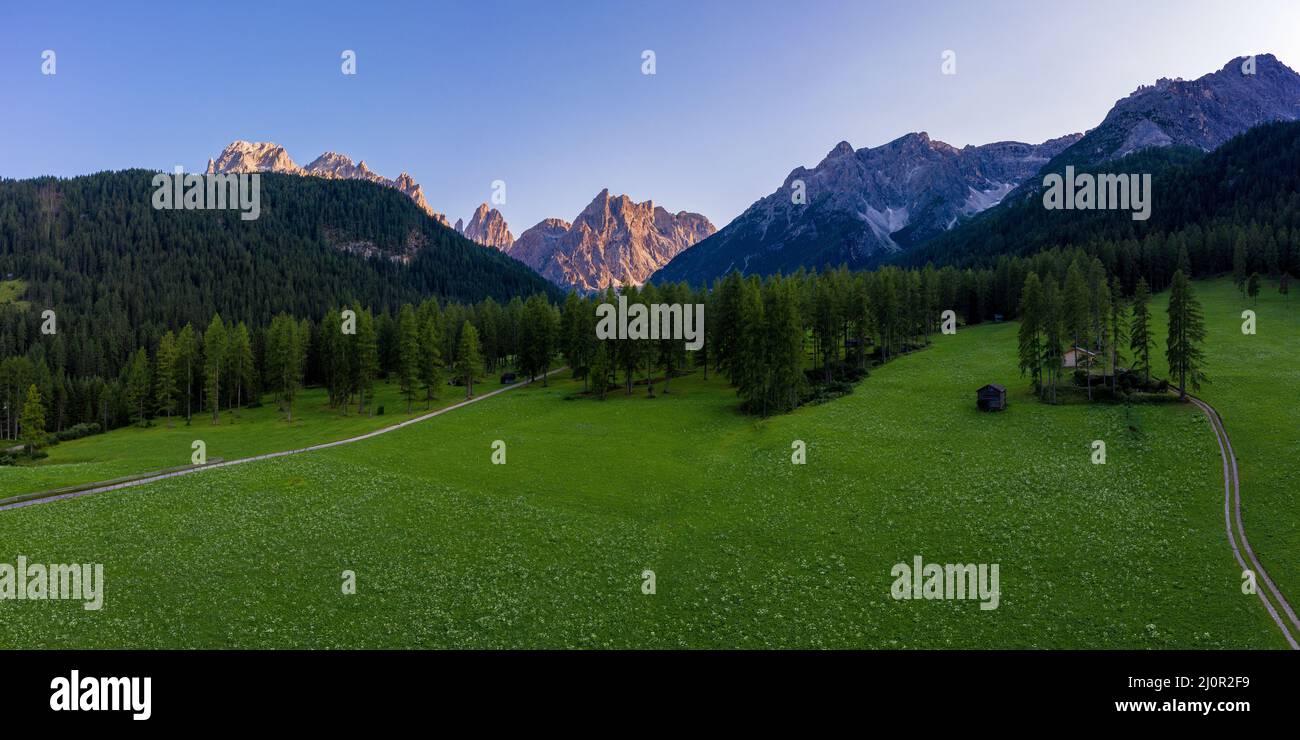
<box><xmin>977</xmin><ymin>383</ymin><xmax>1007</xmax><ymax>411</ymax></box>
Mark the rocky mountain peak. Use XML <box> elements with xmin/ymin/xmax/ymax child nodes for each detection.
<box><xmin>206</xmin><ymin>140</ymin><xmax>303</xmax><ymax>175</ymax></box>
<box><xmin>210</xmin><ymin>141</ymin><xmax>448</xmax><ymax>225</ymax></box>
<box><xmin>459</xmin><ymin>203</ymin><xmax>513</xmax><ymax>249</ymax></box>
<box><xmin>506</xmin><ymin>191</ymin><xmax>715</xmax><ymax>292</ymax></box>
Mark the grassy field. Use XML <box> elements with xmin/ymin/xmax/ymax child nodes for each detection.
<box><xmin>0</xmin><ymin>376</ymin><xmax>515</xmax><ymax>499</ymax></box>
<box><xmin>1148</xmin><ymin>278</ymin><xmax>1300</xmax><ymax>611</ymax></box>
<box><xmin>0</xmin><ymin>288</ymin><xmax>1283</xmax><ymax>648</ymax></box>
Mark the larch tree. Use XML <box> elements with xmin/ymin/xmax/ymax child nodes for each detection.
<box><xmin>1129</xmin><ymin>278</ymin><xmax>1153</xmax><ymax>384</ymax></box>
<box><xmin>1166</xmin><ymin>270</ymin><xmax>1208</xmax><ymax>399</ymax></box>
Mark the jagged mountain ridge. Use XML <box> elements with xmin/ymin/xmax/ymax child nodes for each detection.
<box><xmin>207</xmin><ymin>140</ymin><xmax>450</xmax><ymax>225</ymax></box>
<box><xmin>454</xmin><ymin>203</ymin><xmax>514</xmax><ymax>249</ymax></box>
<box><xmin>651</xmin><ymin>132</ymin><xmax>1078</xmax><ymax>285</ymax></box>
<box><xmin>507</xmin><ymin>189</ymin><xmax>715</xmax><ymax>292</ymax></box>
<box><xmin>653</xmin><ymin>53</ymin><xmax>1300</xmax><ymax>286</ymax></box>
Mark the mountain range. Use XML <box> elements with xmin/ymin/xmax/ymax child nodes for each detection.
<box><xmin>207</xmin><ymin>141</ymin><xmax>451</xmax><ymax>226</ymax></box>
<box><xmin>452</xmin><ymin>192</ymin><xmax>715</xmax><ymax>292</ymax></box>
<box><xmin>654</xmin><ymin>53</ymin><xmax>1300</xmax><ymax>286</ymax></box>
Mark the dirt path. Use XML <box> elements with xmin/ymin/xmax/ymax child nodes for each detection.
<box><xmin>1189</xmin><ymin>395</ymin><xmax>1299</xmax><ymax>649</ymax></box>
<box><xmin>0</xmin><ymin>367</ymin><xmax>566</xmax><ymax>513</ymax></box>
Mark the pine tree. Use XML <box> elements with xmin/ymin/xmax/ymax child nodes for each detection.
<box><xmin>352</xmin><ymin>306</ymin><xmax>379</xmax><ymax>415</ymax></box>
<box><xmin>1041</xmin><ymin>278</ymin><xmax>1066</xmax><ymax>404</ymax></box>
<box><xmin>265</xmin><ymin>314</ymin><xmax>306</xmax><ymax>422</ymax></box>
<box><xmin>1017</xmin><ymin>273</ymin><xmax>1045</xmax><ymax>395</ymax></box>
<box><xmin>203</xmin><ymin>314</ymin><xmax>228</xmax><ymax>424</ymax></box>
<box><xmin>1108</xmin><ymin>276</ymin><xmax>1127</xmax><ymax>394</ymax></box>
<box><xmin>155</xmin><ymin>331</ymin><xmax>179</xmax><ymax>426</ymax></box>
<box><xmin>396</xmin><ymin>304</ymin><xmax>419</xmax><ymax>412</ymax></box>
<box><xmin>1248</xmin><ymin>272</ymin><xmax>1261</xmax><ymax>305</ymax></box>
<box><xmin>1233</xmin><ymin>239</ymin><xmax>1249</xmax><ymax>298</ymax></box>
<box><xmin>761</xmin><ymin>275</ymin><xmax>806</xmax><ymax>414</ymax></box>
<box><xmin>1166</xmin><ymin>270</ymin><xmax>1208</xmax><ymax>399</ymax></box>
<box><xmin>1129</xmin><ymin>278</ymin><xmax>1153</xmax><ymax>384</ymax></box>
<box><xmin>18</xmin><ymin>384</ymin><xmax>45</xmax><ymax>457</ymax></box>
<box><xmin>229</xmin><ymin>322</ymin><xmax>254</xmax><ymax>415</ymax></box>
<box><xmin>455</xmin><ymin>321</ymin><xmax>483</xmax><ymax>398</ymax></box>
<box><xmin>735</xmin><ymin>277</ymin><xmax>767</xmax><ymax>413</ymax></box>
<box><xmin>418</xmin><ymin>316</ymin><xmax>442</xmax><ymax>408</ymax></box>
<box><xmin>123</xmin><ymin>347</ymin><xmax>151</xmax><ymax>427</ymax></box>
<box><xmin>589</xmin><ymin>340</ymin><xmax>612</xmax><ymax>399</ymax></box>
<box><xmin>177</xmin><ymin>323</ymin><xmax>197</xmax><ymax>424</ymax></box>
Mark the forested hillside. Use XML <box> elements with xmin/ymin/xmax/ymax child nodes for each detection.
<box><xmin>0</xmin><ymin>169</ymin><xmax>562</xmax><ymax>443</ymax></box>
<box><xmin>0</xmin><ymin>169</ymin><xmax>557</xmax><ymax>376</ymax></box>
<box><xmin>904</xmin><ymin>121</ymin><xmax>1300</xmax><ymax>283</ymax></box>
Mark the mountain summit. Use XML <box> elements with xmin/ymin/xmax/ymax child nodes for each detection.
<box><xmin>509</xmin><ymin>189</ymin><xmax>715</xmax><ymax>292</ymax></box>
<box><xmin>652</xmin><ymin>132</ymin><xmax>1078</xmax><ymax>284</ymax></box>
<box><xmin>455</xmin><ymin>203</ymin><xmax>514</xmax><ymax>249</ymax></box>
<box><xmin>654</xmin><ymin>53</ymin><xmax>1300</xmax><ymax>286</ymax></box>
<box><xmin>1048</xmin><ymin>53</ymin><xmax>1300</xmax><ymax>169</ymax></box>
<box><xmin>207</xmin><ymin>141</ymin><xmax>449</xmax><ymax>225</ymax></box>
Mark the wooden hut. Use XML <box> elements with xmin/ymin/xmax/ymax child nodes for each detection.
<box><xmin>977</xmin><ymin>383</ymin><xmax>1007</xmax><ymax>411</ymax></box>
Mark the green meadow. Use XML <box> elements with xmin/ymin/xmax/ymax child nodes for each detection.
<box><xmin>0</xmin><ymin>279</ymin><xmax>1286</xmax><ymax>648</ymax></box>
<box><xmin>0</xmin><ymin>377</ymin><xmax>514</xmax><ymax>500</ymax></box>
<box><xmin>1149</xmin><ymin>278</ymin><xmax>1300</xmax><ymax>606</ymax></box>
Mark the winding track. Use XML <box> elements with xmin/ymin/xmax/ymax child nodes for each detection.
<box><xmin>1188</xmin><ymin>394</ymin><xmax>1300</xmax><ymax>649</ymax></box>
<box><xmin>0</xmin><ymin>367</ymin><xmax>565</xmax><ymax>513</ymax></box>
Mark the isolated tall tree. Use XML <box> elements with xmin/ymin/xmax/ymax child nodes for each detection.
<box><xmin>1247</xmin><ymin>272</ymin><xmax>1261</xmax><ymax>305</ymax></box>
<box><xmin>455</xmin><ymin>321</ymin><xmax>483</xmax><ymax>398</ymax></box>
<box><xmin>203</xmin><ymin>314</ymin><xmax>228</xmax><ymax>424</ymax></box>
<box><xmin>155</xmin><ymin>331</ymin><xmax>179</xmax><ymax>427</ymax></box>
<box><xmin>18</xmin><ymin>384</ymin><xmax>45</xmax><ymax>457</ymax></box>
<box><xmin>1129</xmin><ymin>278</ymin><xmax>1153</xmax><ymax>384</ymax></box>
<box><xmin>1166</xmin><ymin>270</ymin><xmax>1208</xmax><ymax>399</ymax></box>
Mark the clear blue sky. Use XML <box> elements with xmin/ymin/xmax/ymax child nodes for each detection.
<box><xmin>2</xmin><ymin>0</ymin><xmax>1298</xmax><ymax>232</ymax></box>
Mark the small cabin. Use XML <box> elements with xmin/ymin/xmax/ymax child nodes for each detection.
<box><xmin>977</xmin><ymin>383</ymin><xmax>1007</xmax><ymax>412</ymax></box>
<box><xmin>1062</xmin><ymin>345</ymin><xmax>1098</xmax><ymax>369</ymax></box>
<box><xmin>500</xmin><ymin>372</ymin><xmax>517</xmax><ymax>384</ymax></box>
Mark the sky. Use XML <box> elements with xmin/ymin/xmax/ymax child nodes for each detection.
<box><xmin>2</xmin><ymin>0</ymin><xmax>1299</xmax><ymax>233</ymax></box>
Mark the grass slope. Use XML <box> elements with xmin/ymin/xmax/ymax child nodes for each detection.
<box><xmin>1149</xmin><ymin>278</ymin><xmax>1300</xmax><ymax>612</ymax></box>
<box><xmin>0</xmin><ymin>302</ymin><xmax>1280</xmax><ymax>648</ymax></box>
<box><xmin>0</xmin><ymin>377</ymin><xmax>514</xmax><ymax>499</ymax></box>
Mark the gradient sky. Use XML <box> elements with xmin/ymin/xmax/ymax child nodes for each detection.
<box><xmin>2</xmin><ymin>0</ymin><xmax>1299</xmax><ymax>233</ymax></box>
